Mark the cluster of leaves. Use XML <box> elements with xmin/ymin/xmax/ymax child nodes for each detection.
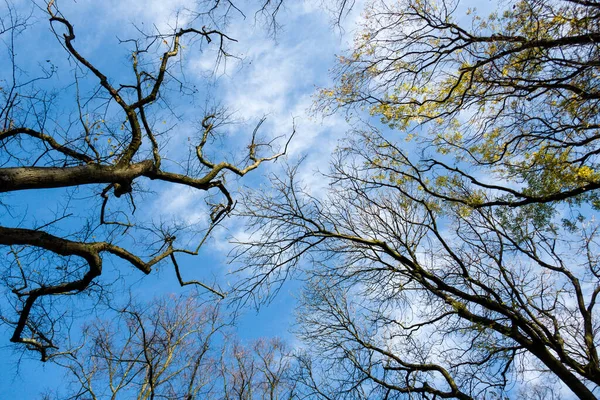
<box><xmin>322</xmin><ymin>0</ymin><xmax>600</xmax><ymax>208</ymax></box>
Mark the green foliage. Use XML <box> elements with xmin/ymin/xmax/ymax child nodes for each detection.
<box><xmin>321</xmin><ymin>0</ymin><xmax>600</xmax><ymax>206</ymax></box>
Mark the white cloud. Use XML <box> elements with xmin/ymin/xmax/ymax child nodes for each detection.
<box><xmin>153</xmin><ymin>184</ymin><xmax>210</xmax><ymax>225</ymax></box>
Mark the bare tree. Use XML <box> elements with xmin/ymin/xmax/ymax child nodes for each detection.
<box><xmin>219</xmin><ymin>337</ymin><xmax>296</xmax><ymax>400</ymax></box>
<box><xmin>52</xmin><ymin>294</ymin><xmax>224</xmax><ymax>400</ymax></box>
<box><xmin>238</xmin><ymin>135</ymin><xmax>600</xmax><ymax>399</ymax></box>
<box><xmin>48</xmin><ymin>294</ymin><xmax>295</xmax><ymax>400</ymax></box>
<box><xmin>236</xmin><ymin>0</ymin><xmax>600</xmax><ymax>399</ymax></box>
<box><xmin>0</xmin><ymin>0</ymin><xmax>292</xmax><ymax>361</ymax></box>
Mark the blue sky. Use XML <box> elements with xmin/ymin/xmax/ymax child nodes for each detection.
<box><xmin>0</xmin><ymin>0</ymin><xmax>361</xmax><ymax>397</ymax></box>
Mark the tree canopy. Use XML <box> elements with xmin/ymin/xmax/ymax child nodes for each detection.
<box><xmin>323</xmin><ymin>0</ymin><xmax>600</xmax><ymax>207</ymax></box>
<box><xmin>238</xmin><ymin>0</ymin><xmax>600</xmax><ymax>398</ymax></box>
